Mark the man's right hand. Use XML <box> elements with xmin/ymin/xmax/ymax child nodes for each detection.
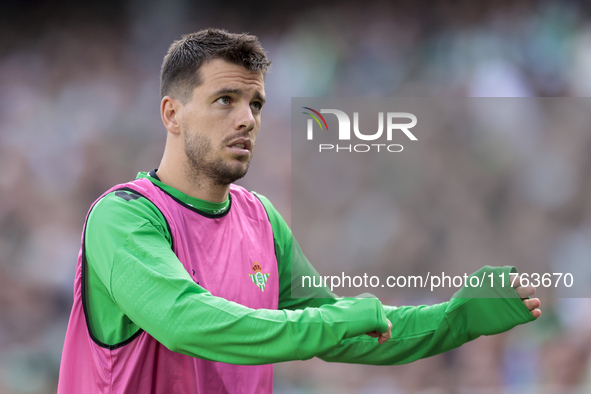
<box><xmin>366</xmin><ymin>318</ymin><xmax>392</xmax><ymax>344</ymax></box>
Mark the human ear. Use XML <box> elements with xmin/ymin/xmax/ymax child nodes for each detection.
<box><xmin>161</xmin><ymin>96</ymin><xmax>181</xmax><ymax>134</ymax></box>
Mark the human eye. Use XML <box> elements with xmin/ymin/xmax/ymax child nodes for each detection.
<box><xmin>216</xmin><ymin>96</ymin><xmax>231</xmax><ymax>105</ymax></box>
<box><xmin>251</xmin><ymin>101</ymin><xmax>263</xmax><ymax>111</ymax></box>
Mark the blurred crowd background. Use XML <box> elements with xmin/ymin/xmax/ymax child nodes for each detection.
<box><xmin>1</xmin><ymin>0</ymin><xmax>591</xmax><ymax>392</ymax></box>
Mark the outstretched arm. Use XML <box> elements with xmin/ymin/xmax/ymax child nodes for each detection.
<box><xmin>317</xmin><ymin>266</ymin><xmax>540</xmax><ymax>365</ymax></box>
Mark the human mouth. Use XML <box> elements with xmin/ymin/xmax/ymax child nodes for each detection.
<box><xmin>226</xmin><ymin>138</ymin><xmax>251</xmax><ymax>156</ymax></box>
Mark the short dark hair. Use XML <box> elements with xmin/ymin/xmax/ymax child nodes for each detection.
<box><xmin>160</xmin><ymin>28</ymin><xmax>271</xmax><ymax>103</ymax></box>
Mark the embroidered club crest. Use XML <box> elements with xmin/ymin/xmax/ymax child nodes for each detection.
<box><xmin>249</xmin><ymin>262</ymin><xmax>270</xmax><ymax>292</ymax></box>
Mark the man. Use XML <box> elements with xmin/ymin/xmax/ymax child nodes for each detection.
<box><xmin>58</xmin><ymin>29</ymin><xmax>541</xmax><ymax>393</ymax></box>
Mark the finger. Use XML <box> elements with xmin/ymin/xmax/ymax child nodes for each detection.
<box><xmin>523</xmin><ymin>297</ymin><xmax>540</xmax><ymax>311</ymax></box>
<box><xmin>365</xmin><ymin>331</ymin><xmax>380</xmax><ymax>338</ymax></box>
<box><xmin>512</xmin><ymin>275</ymin><xmax>522</xmax><ymax>288</ymax></box>
<box><xmin>516</xmin><ymin>284</ymin><xmax>536</xmax><ymax>299</ymax></box>
<box><xmin>522</xmin><ymin>298</ymin><xmax>541</xmax><ymax>318</ymax></box>
<box><xmin>378</xmin><ymin>319</ymin><xmax>393</xmax><ymax>345</ymax></box>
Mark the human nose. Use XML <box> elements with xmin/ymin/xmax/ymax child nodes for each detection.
<box><xmin>234</xmin><ymin>102</ymin><xmax>256</xmax><ymax>131</ymax></box>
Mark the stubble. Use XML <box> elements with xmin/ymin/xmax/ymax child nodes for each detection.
<box><xmin>184</xmin><ymin>130</ymin><xmax>252</xmax><ymax>186</ymax></box>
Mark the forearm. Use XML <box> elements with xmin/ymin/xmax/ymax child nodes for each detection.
<box><xmin>317</xmin><ymin>302</ymin><xmax>456</xmax><ymax>365</ymax></box>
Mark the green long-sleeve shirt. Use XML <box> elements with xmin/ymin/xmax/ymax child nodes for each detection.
<box><xmin>84</xmin><ymin>171</ymin><xmax>535</xmax><ymax>365</ymax></box>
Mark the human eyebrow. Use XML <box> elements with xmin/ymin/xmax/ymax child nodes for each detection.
<box><xmin>211</xmin><ymin>88</ymin><xmax>265</xmax><ymax>105</ymax></box>
<box><xmin>252</xmin><ymin>92</ymin><xmax>266</xmax><ymax>105</ymax></box>
<box><xmin>212</xmin><ymin>88</ymin><xmax>242</xmax><ymax>98</ymax></box>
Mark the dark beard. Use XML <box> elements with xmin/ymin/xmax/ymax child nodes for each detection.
<box><xmin>184</xmin><ymin>131</ymin><xmax>251</xmax><ymax>186</ymax></box>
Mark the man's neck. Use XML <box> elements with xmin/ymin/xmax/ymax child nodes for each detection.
<box><xmin>155</xmin><ymin>164</ymin><xmax>230</xmax><ymax>203</ymax></box>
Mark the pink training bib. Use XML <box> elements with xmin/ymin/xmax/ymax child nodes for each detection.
<box><xmin>58</xmin><ymin>178</ymin><xmax>279</xmax><ymax>393</ymax></box>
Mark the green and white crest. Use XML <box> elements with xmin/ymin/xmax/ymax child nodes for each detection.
<box><xmin>249</xmin><ymin>262</ymin><xmax>270</xmax><ymax>292</ymax></box>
